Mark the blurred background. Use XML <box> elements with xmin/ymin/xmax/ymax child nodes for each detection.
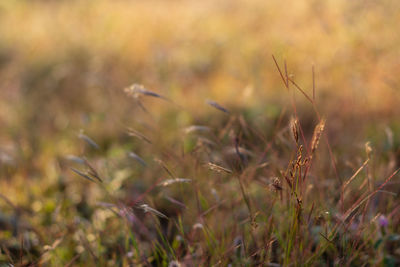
<box><xmin>1</xmin><ymin>0</ymin><xmax>400</xmax><ymax>133</ymax></box>
<box><xmin>0</xmin><ymin>0</ymin><xmax>400</xmax><ymax>264</ymax></box>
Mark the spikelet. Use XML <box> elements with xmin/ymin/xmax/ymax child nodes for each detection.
<box><xmin>311</xmin><ymin>119</ymin><xmax>326</xmax><ymax>154</ymax></box>
<box><xmin>206</xmin><ymin>99</ymin><xmax>230</xmax><ymax>114</ymax></box>
<box><xmin>290</xmin><ymin>117</ymin><xmax>299</xmax><ymax>145</ymax></box>
<box><xmin>139</xmin><ymin>204</ymin><xmax>168</xmax><ymax>219</ymax></box>
<box><xmin>207</xmin><ymin>162</ymin><xmax>233</xmax><ymax>174</ymax></box>
<box><xmin>126</xmin><ymin>128</ymin><xmax>152</xmax><ymax>144</ymax></box>
<box><xmin>365</xmin><ymin>141</ymin><xmax>372</xmax><ymax>159</ymax></box>
<box><xmin>183</xmin><ymin>125</ymin><xmax>211</xmax><ymax>134</ymax></box>
<box><xmin>128</xmin><ymin>152</ymin><xmax>147</xmax><ymax>166</ymax></box>
<box><xmin>158</xmin><ymin>178</ymin><xmax>192</xmax><ymax>187</ymax></box>
<box><xmin>272</xmin><ymin>177</ymin><xmax>282</xmax><ymax>191</ymax></box>
<box><xmin>124</xmin><ymin>83</ymin><xmax>168</xmax><ymax>101</ymax></box>
<box><xmin>78</xmin><ymin>132</ymin><xmax>100</xmax><ymax>150</ymax></box>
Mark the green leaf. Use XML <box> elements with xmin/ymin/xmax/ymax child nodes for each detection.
<box><xmin>374</xmin><ymin>238</ymin><xmax>383</xmax><ymax>249</ymax></box>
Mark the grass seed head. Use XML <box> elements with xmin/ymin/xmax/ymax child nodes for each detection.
<box><xmin>124</xmin><ymin>83</ymin><xmax>168</xmax><ymax>100</ymax></box>
<box><xmin>207</xmin><ymin>162</ymin><xmax>233</xmax><ymax>174</ymax></box>
<box><xmin>139</xmin><ymin>204</ymin><xmax>168</xmax><ymax>219</ymax></box>
<box><xmin>206</xmin><ymin>99</ymin><xmax>230</xmax><ymax>114</ymax></box>
<box><xmin>272</xmin><ymin>177</ymin><xmax>282</xmax><ymax>191</ymax></box>
<box><xmin>311</xmin><ymin>119</ymin><xmax>326</xmax><ymax>154</ymax></box>
<box><xmin>290</xmin><ymin>117</ymin><xmax>299</xmax><ymax>145</ymax></box>
<box><xmin>159</xmin><ymin>178</ymin><xmax>192</xmax><ymax>187</ymax></box>
<box><xmin>365</xmin><ymin>141</ymin><xmax>372</xmax><ymax>159</ymax></box>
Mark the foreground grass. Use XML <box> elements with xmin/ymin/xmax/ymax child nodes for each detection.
<box><xmin>1</xmin><ymin>69</ymin><xmax>399</xmax><ymax>265</ymax></box>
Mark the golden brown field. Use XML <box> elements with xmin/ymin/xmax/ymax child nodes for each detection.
<box><xmin>0</xmin><ymin>0</ymin><xmax>400</xmax><ymax>265</ymax></box>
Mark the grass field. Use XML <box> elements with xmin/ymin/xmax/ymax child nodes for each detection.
<box><xmin>1</xmin><ymin>0</ymin><xmax>400</xmax><ymax>266</ymax></box>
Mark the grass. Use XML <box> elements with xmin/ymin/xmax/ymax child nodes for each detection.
<box><xmin>1</xmin><ymin>0</ymin><xmax>400</xmax><ymax>266</ymax></box>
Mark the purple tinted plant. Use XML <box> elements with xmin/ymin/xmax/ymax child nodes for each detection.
<box><xmin>378</xmin><ymin>215</ymin><xmax>389</xmax><ymax>228</ymax></box>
